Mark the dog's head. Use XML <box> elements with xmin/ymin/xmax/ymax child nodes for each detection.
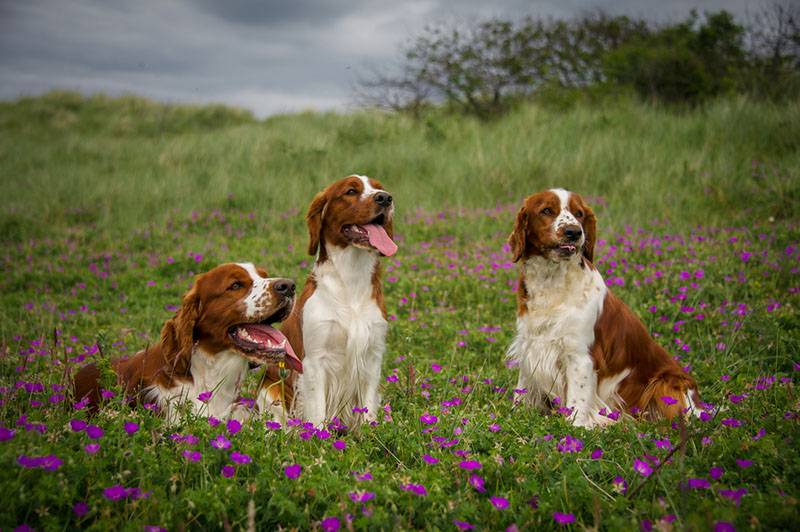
<box><xmin>508</xmin><ymin>188</ymin><xmax>596</xmax><ymax>264</ymax></box>
<box><xmin>306</xmin><ymin>175</ymin><xmax>397</xmax><ymax>260</ymax></box>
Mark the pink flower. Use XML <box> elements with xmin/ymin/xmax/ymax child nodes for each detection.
<box><xmin>400</xmin><ymin>483</ymin><xmax>427</xmax><ymax>496</ymax></box>
<box><xmin>210</xmin><ymin>434</ymin><xmax>231</xmax><ymax>450</ymax></box>
<box><xmin>197</xmin><ymin>391</ymin><xmax>212</xmax><ymax>402</ymax></box>
<box><xmin>182</xmin><ymin>450</ymin><xmax>201</xmax><ymax>462</ymax></box>
<box><xmin>489</xmin><ymin>423</ymin><xmax>501</xmax><ymax>432</ymax></box>
<box><xmin>348</xmin><ymin>491</ymin><xmax>375</xmax><ymax>503</ymax></box>
<box><xmin>321</xmin><ymin>517</ymin><xmax>340</xmax><ymax>532</ymax></box>
<box><xmin>230</xmin><ymin>451</ymin><xmax>251</xmax><ymax>464</ymax></box>
<box><xmin>265</xmin><ymin>421</ymin><xmax>281</xmax><ymax>431</ymax></box>
<box><xmin>123</xmin><ymin>422</ymin><xmax>139</xmax><ymax>435</ymax></box>
<box><xmin>226</xmin><ymin>419</ymin><xmax>241</xmax><ymax>435</ymax></box>
<box><xmin>419</xmin><ymin>413</ymin><xmax>438</xmax><ymax>425</ymax></box>
<box><xmin>553</xmin><ymin>512</ymin><xmax>575</xmax><ymax>525</ymax></box>
<box><xmin>84</xmin><ymin>443</ymin><xmax>100</xmax><ymax>455</ymax></box>
<box><xmin>284</xmin><ymin>464</ymin><xmax>302</xmax><ymax>479</ymax></box>
<box><xmin>333</xmin><ymin>440</ymin><xmax>346</xmax><ymax>451</ymax></box>
<box><xmin>469</xmin><ymin>474</ymin><xmax>486</xmax><ymax>493</ymax></box>
<box><xmin>422</xmin><ymin>454</ymin><xmax>439</xmax><ymax>464</ymax></box>
<box><xmin>86</xmin><ymin>425</ymin><xmax>104</xmax><ymax>440</ymax></box>
<box><xmin>633</xmin><ymin>458</ymin><xmax>653</xmax><ymax>477</ymax></box>
<box><xmin>660</xmin><ymin>396</ymin><xmax>678</xmax><ymax>406</ymax></box>
<box><xmin>490</xmin><ymin>496</ymin><xmax>509</xmax><ymax>510</ymax></box>
<box><xmin>458</xmin><ymin>460</ymin><xmax>481</xmax><ymax>471</ymax></box>
<box><xmin>556</xmin><ymin>435</ymin><xmax>584</xmax><ymax>453</ymax></box>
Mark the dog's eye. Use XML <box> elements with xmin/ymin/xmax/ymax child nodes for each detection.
<box><xmin>345</xmin><ymin>188</ymin><xmax>358</xmax><ymax>196</ymax></box>
<box><xmin>575</xmin><ymin>210</ymin><xmax>584</xmax><ymax>218</ymax></box>
<box><xmin>541</xmin><ymin>208</ymin><xmax>553</xmax><ymax>216</ymax></box>
<box><xmin>228</xmin><ymin>281</ymin><xmax>243</xmax><ymax>291</ymax></box>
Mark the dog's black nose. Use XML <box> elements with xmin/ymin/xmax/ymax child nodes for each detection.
<box><xmin>273</xmin><ymin>279</ymin><xmax>295</xmax><ymax>297</ymax></box>
<box><xmin>564</xmin><ymin>226</ymin><xmax>582</xmax><ymax>242</ymax></box>
<box><xmin>374</xmin><ymin>191</ymin><xmax>393</xmax><ymax>206</ymax></box>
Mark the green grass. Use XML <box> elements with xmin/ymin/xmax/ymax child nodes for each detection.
<box><xmin>1</xmin><ymin>91</ymin><xmax>799</xmax><ymax>530</ymax></box>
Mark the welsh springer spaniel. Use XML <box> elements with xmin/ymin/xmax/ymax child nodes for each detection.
<box><xmin>507</xmin><ymin>189</ymin><xmax>701</xmax><ymax>428</ymax></box>
<box><xmin>257</xmin><ymin>175</ymin><xmax>397</xmax><ymax>427</ymax></box>
<box><xmin>74</xmin><ymin>263</ymin><xmax>301</xmax><ymax>422</ymax></box>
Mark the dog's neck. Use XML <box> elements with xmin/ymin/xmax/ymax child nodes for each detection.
<box><xmin>314</xmin><ymin>243</ymin><xmax>378</xmax><ymax>302</ymax></box>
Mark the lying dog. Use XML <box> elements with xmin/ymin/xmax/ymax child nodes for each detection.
<box><xmin>74</xmin><ymin>262</ymin><xmax>301</xmax><ymax>422</ymax></box>
<box><xmin>258</xmin><ymin>175</ymin><xmax>397</xmax><ymax>427</ymax></box>
<box><xmin>506</xmin><ymin>188</ymin><xmax>701</xmax><ymax>427</ymax></box>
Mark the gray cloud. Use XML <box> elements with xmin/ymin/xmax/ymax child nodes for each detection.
<box><xmin>0</xmin><ymin>0</ymin><xmax>751</xmax><ymax>117</ymax></box>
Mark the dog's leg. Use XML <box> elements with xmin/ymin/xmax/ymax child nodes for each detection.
<box><xmin>564</xmin><ymin>351</ymin><xmax>606</xmax><ymax>428</ymax></box>
<box><xmin>301</xmin><ymin>363</ymin><xmax>327</xmax><ymax>428</ymax></box>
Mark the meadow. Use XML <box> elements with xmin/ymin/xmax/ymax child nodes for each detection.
<box><xmin>1</xmin><ymin>91</ymin><xmax>799</xmax><ymax>530</ymax></box>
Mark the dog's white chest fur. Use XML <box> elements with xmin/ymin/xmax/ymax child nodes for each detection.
<box><xmin>146</xmin><ymin>348</ymin><xmax>248</xmax><ymax>424</ymax></box>
<box><xmin>298</xmin><ymin>246</ymin><xmax>387</xmax><ymax>426</ymax></box>
<box><xmin>508</xmin><ymin>256</ymin><xmax>612</xmax><ymax>425</ymax></box>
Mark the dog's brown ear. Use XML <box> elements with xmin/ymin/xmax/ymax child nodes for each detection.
<box><xmin>508</xmin><ymin>205</ymin><xmax>529</xmax><ymax>263</ymax></box>
<box><xmin>306</xmin><ymin>189</ymin><xmax>329</xmax><ymax>256</ymax></box>
<box><xmin>160</xmin><ymin>285</ymin><xmax>200</xmax><ymax>378</ymax></box>
<box><xmin>582</xmin><ymin>204</ymin><xmax>596</xmax><ymax>264</ymax></box>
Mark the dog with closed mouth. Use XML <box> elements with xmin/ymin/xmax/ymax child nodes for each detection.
<box><xmin>506</xmin><ymin>188</ymin><xmax>702</xmax><ymax>427</ymax></box>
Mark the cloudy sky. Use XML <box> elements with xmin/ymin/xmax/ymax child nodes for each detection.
<box><xmin>1</xmin><ymin>0</ymin><xmax>751</xmax><ymax>117</ymax></box>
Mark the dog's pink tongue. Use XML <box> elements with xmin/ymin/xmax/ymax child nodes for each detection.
<box><xmin>363</xmin><ymin>224</ymin><xmax>397</xmax><ymax>256</ymax></box>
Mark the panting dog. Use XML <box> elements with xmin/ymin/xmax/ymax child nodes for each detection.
<box><xmin>74</xmin><ymin>262</ymin><xmax>301</xmax><ymax>422</ymax></box>
<box><xmin>506</xmin><ymin>188</ymin><xmax>701</xmax><ymax>427</ymax></box>
<box><xmin>258</xmin><ymin>175</ymin><xmax>397</xmax><ymax>427</ymax></box>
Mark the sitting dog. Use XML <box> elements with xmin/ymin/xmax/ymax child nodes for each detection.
<box><xmin>506</xmin><ymin>188</ymin><xmax>701</xmax><ymax>427</ymax></box>
<box><xmin>258</xmin><ymin>175</ymin><xmax>397</xmax><ymax>427</ymax></box>
<box><xmin>74</xmin><ymin>262</ymin><xmax>301</xmax><ymax>422</ymax></box>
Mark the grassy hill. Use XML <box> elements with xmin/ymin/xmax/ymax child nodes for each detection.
<box><xmin>1</xmin><ymin>92</ymin><xmax>799</xmax><ymax>530</ymax></box>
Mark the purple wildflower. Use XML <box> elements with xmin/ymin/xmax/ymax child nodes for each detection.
<box><xmin>84</xmin><ymin>443</ymin><xmax>100</xmax><ymax>455</ymax></box>
<box><xmin>70</xmin><ymin>419</ymin><xmax>87</xmax><ymax>432</ymax></box>
<box><xmin>284</xmin><ymin>464</ymin><xmax>302</xmax><ymax>479</ymax></box>
<box><xmin>230</xmin><ymin>451</ymin><xmax>251</xmax><ymax>464</ymax></box>
<box><xmin>349</xmin><ymin>491</ymin><xmax>375</xmax><ymax>503</ymax></box>
<box><xmin>553</xmin><ymin>512</ymin><xmax>576</xmax><ymax>525</ymax></box>
<box><xmin>591</xmin><ymin>448</ymin><xmax>603</xmax><ymax>460</ymax></box>
<box><xmin>735</xmin><ymin>459</ymin><xmax>753</xmax><ymax>469</ymax></box>
<box><xmin>86</xmin><ymin>425</ymin><xmax>104</xmax><ymax>440</ymax></box>
<box><xmin>686</xmin><ymin>478</ymin><xmax>710</xmax><ymax>489</ymax></box>
<box><xmin>469</xmin><ymin>474</ymin><xmax>486</xmax><ymax>493</ymax></box>
<box><xmin>197</xmin><ymin>391</ymin><xmax>212</xmax><ymax>402</ymax></box>
<box><xmin>633</xmin><ymin>458</ymin><xmax>653</xmax><ymax>477</ymax></box>
<box><xmin>458</xmin><ymin>460</ymin><xmax>481</xmax><ymax>471</ymax></box>
<box><xmin>419</xmin><ymin>413</ymin><xmax>438</xmax><ymax>425</ymax></box>
<box><xmin>612</xmin><ymin>476</ymin><xmax>628</xmax><ymax>494</ymax></box>
<box><xmin>73</xmin><ymin>501</ymin><xmax>89</xmax><ymax>517</ymax></box>
<box><xmin>226</xmin><ymin>419</ymin><xmax>241</xmax><ymax>435</ymax></box>
<box><xmin>490</xmin><ymin>496</ymin><xmax>509</xmax><ymax>510</ymax></box>
<box><xmin>182</xmin><ymin>450</ymin><xmax>201</xmax><ymax>462</ymax></box>
<box><xmin>221</xmin><ymin>465</ymin><xmax>235</xmax><ymax>478</ymax></box>
<box><xmin>123</xmin><ymin>421</ymin><xmax>139</xmax><ymax>435</ymax></box>
<box><xmin>453</xmin><ymin>520</ymin><xmax>475</xmax><ymax>530</ymax></box>
<box><xmin>422</xmin><ymin>454</ymin><xmax>439</xmax><ymax>464</ymax></box>
<box><xmin>210</xmin><ymin>434</ymin><xmax>231</xmax><ymax>450</ymax></box>
<box><xmin>400</xmin><ymin>483</ymin><xmax>428</xmax><ymax>496</ymax></box>
<box><xmin>321</xmin><ymin>517</ymin><xmax>340</xmax><ymax>532</ymax></box>
<box><xmin>556</xmin><ymin>434</ymin><xmax>584</xmax><ymax>453</ymax></box>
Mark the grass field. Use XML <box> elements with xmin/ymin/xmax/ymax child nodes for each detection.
<box><xmin>1</xmin><ymin>91</ymin><xmax>799</xmax><ymax>530</ymax></box>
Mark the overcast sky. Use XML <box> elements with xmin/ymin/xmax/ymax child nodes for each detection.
<box><xmin>1</xmin><ymin>0</ymin><xmax>752</xmax><ymax>117</ymax></box>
